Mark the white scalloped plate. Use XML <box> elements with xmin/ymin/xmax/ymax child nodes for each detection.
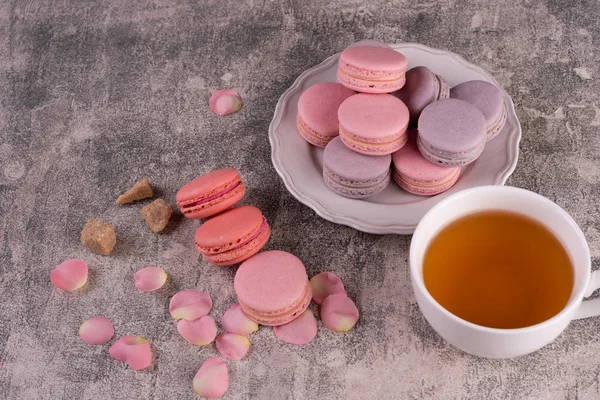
<box><xmin>269</xmin><ymin>43</ymin><xmax>521</xmax><ymax>234</ymax></box>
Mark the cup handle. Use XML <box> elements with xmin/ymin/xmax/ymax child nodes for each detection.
<box><xmin>574</xmin><ymin>271</ymin><xmax>600</xmax><ymax>320</ymax></box>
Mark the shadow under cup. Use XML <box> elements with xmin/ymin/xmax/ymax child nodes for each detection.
<box><xmin>409</xmin><ymin>185</ymin><xmax>592</xmax><ymax>358</ymax></box>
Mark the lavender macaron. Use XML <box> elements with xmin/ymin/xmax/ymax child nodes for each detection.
<box><xmin>417</xmin><ymin>99</ymin><xmax>486</xmax><ymax>167</ymax></box>
<box><xmin>450</xmin><ymin>80</ymin><xmax>507</xmax><ymax>141</ymax></box>
<box><xmin>394</xmin><ymin>66</ymin><xmax>449</xmax><ymax>123</ymax></box>
<box><xmin>323</xmin><ymin>136</ymin><xmax>391</xmax><ymax>199</ymax></box>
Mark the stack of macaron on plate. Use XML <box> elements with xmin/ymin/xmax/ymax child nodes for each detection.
<box><xmin>269</xmin><ymin>41</ymin><xmax>521</xmax><ymax>233</ymax></box>
<box><xmin>296</xmin><ymin>40</ymin><xmax>507</xmax><ymax>199</ymax></box>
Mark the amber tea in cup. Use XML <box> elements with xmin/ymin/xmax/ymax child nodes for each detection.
<box><xmin>423</xmin><ymin>210</ymin><xmax>574</xmax><ymax>329</ymax></box>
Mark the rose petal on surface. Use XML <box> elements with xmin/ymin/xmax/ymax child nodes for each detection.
<box><xmin>273</xmin><ymin>309</ymin><xmax>318</xmax><ymax>345</ymax></box>
<box><xmin>215</xmin><ymin>333</ymin><xmax>250</xmax><ymax>360</ymax></box>
<box><xmin>310</xmin><ymin>272</ymin><xmax>346</xmax><ymax>305</ymax></box>
<box><xmin>193</xmin><ymin>357</ymin><xmax>229</xmax><ymax>398</ymax></box>
<box><xmin>169</xmin><ymin>289</ymin><xmax>212</xmax><ymax>321</ymax></box>
<box><xmin>209</xmin><ymin>89</ymin><xmax>242</xmax><ymax>116</ymax></box>
<box><xmin>134</xmin><ymin>267</ymin><xmax>167</xmax><ymax>292</ymax></box>
<box><xmin>321</xmin><ymin>294</ymin><xmax>359</xmax><ymax>332</ymax></box>
<box><xmin>109</xmin><ymin>336</ymin><xmax>152</xmax><ymax>370</ymax></box>
<box><xmin>50</xmin><ymin>259</ymin><xmax>88</xmax><ymax>292</ymax></box>
<box><xmin>79</xmin><ymin>317</ymin><xmax>114</xmax><ymax>345</ymax></box>
<box><xmin>177</xmin><ymin>316</ymin><xmax>217</xmax><ymax>346</ymax></box>
<box><xmin>221</xmin><ymin>303</ymin><xmax>259</xmax><ymax>336</ymax></box>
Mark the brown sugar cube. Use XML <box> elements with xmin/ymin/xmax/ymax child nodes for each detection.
<box><xmin>81</xmin><ymin>218</ymin><xmax>117</xmax><ymax>255</ymax></box>
<box><xmin>116</xmin><ymin>178</ymin><xmax>153</xmax><ymax>205</ymax></box>
<box><xmin>141</xmin><ymin>199</ymin><xmax>173</xmax><ymax>233</ymax></box>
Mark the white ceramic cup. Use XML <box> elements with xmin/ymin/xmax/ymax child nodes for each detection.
<box><xmin>410</xmin><ymin>185</ymin><xmax>600</xmax><ymax>358</ymax></box>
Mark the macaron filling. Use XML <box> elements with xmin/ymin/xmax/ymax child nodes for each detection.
<box><xmin>296</xmin><ymin>115</ymin><xmax>336</xmax><ymax>146</ymax></box>
<box><xmin>181</xmin><ymin>181</ymin><xmax>242</xmax><ymax>209</ymax></box>
<box><xmin>196</xmin><ymin>216</ymin><xmax>268</xmax><ymax>255</ymax></box>
<box><xmin>436</xmin><ymin>74</ymin><xmax>450</xmax><ymax>100</ymax></box>
<box><xmin>417</xmin><ymin>134</ymin><xmax>486</xmax><ymax>166</ymax></box>
<box><xmin>486</xmin><ymin>103</ymin><xmax>507</xmax><ymax>140</ymax></box>
<box><xmin>338</xmin><ymin>65</ymin><xmax>406</xmax><ymax>82</ymax></box>
<box><xmin>239</xmin><ymin>282</ymin><xmax>313</xmax><ymax>326</ymax></box>
<box><xmin>339</xmin><ymin>124</ymin><xmax>407</xmax><ymax>145</ymax></box>
<box><xmin>324</xmin><ymin>167</ymin><xmax>390</xmax><ymax>187</ymax></box>
<box><xmin>393</xmin><ymin>168</ymin><xmax>459</xmax><ymax>193</ymax></box>
<box><xmin>229</xmin><ymin>217</ymin><xmax>268</xmax><ymax>251</ymax></box>
<box><xmin>340</xmin><ymin>128</ymin><xmax>408</xmax><ymax>155</ymax></box>
<box><xmin>324</xmin><ymin>170</ymin><xmax>391</xmax><ymax>198</ymax></box>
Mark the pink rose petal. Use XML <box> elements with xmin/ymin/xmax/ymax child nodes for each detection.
<box><xmin>215</xmin><ymin>333</ymin><xmax>250</xmax><ymax>360</ymax></box>
<box><xmin>177</xmin><ymin>316</ymin><xmax>217</xmax><ymax>346</ymax></box>
<box><xmin>50</xmin><ymin>259</ymin><xmax>89</xmax><ymax>292</ymax></box>
<box><xmin>193</xmin><ymin>357</ymin><xmax>229</xmax><ymax>398</ymax></box>
<box><xmin>79</xmin><ymin>317</ymin><xmax>114</xmax><ymax>345</ymax></box>
<box><xmin>134</xmin><ymin>266</ymin><xmax>167</xmax><ymax>292</ymax></box>
<box><xmin>273</xmin><ymin>309</ymin><xmax>318</xmax><ymax>345</ymax></box>
<box><xmin>209</xmin><ymin>89</ymin><xmax>242</xmax><ymax>116</ymax></box>
<box><xmin>321</xmin><ymin>294</ymin><xmax>359</xmax><ymax>332</ymax></box>
<box><xmin>109</xmin><ymin>336</ymin><xmax>152</xmax><ymax>370</ymax></box>
<box><xmin>310</xmin><ymin>272</ymin><xmax>346</xmax><ymax>305</ymax></box>
<box><xmin>169</xmin><ymin>289</ymin><xmax>212</xmax><ymax>321</ymax></box>
<box><xmin>221</xmin><ymin>303</ymin><xmax>259</xmax><ymax>336</ymax></box>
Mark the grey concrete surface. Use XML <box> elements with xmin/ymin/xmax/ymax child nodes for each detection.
<box><xmin>1</xmin><ymin>0</ymin><xmax>600</xmax><ymax>399</ymax></box>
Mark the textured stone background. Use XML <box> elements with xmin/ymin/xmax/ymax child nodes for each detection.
<box><xmin>1</xmin><ymin>0</ymin><xmax>600</xmax><ymax>399</ymax></box>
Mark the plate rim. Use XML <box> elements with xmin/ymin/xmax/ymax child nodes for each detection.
<box><xmin>268</xmin><ymin>42</ymin><xmax>522</xmax><ymax>234</ymax></box>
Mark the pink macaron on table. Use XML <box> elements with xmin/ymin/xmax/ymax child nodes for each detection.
<box><xmin>269</xmin><ymin>42</ymin><xmax>521</xmax><ymax>234</ymax></box>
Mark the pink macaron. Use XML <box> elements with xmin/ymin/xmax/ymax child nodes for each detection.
<box><xmin>338</xmin><ymin>93</ymin><xmax>409</xmax><ymax>155</ymax></box>
<box><xmin>194</xmin><ymin>206</ymin><xmax>271</xmax><ymax>266</ymax></box>
<box><xmin>337</xmin><ymin>46</ymin><xmax>408</xmax><ymax>93</ymax></box>
<box><xmin>234</xmin><ymin>251</ymin><xmax>312</xmax><ymax>326</ymax></box>
<box><xmin>392</xmin><ymin>131</ymin><xmax>460</xmax><ymax>196</ymax></box>
<box><xmin>296</xmin><ymin>82</ymin><xmax>355</xmax><ymax>147</ymax></box>
<box><xmin>176</xmin><ymin>168</ymin><xmax>245</xmax><ymax>219</ymax></box>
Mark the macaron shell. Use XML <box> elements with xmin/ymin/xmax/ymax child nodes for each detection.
<box><xmin>323</xmin><ymin>137</ymin><xmax>392</xmax><ymax>182</ymax></box>
<box><xmin>176</xmin><ymin>168</ymin><xmax>240</xmax><ymax>203</ymax></box>
<box><xmin>239</xmin><ymin>281</ymin><xmax>312</xmax><ymax>326</ymax></box>
<box><xmin>296</xmin><ymin>115</ymin><xmax>332</xmax><ymax>148</ymax></box>
<box><xmin>185</xmin><ymin>183</ymin><xmax>245</xmax><ymax>219</ymax></box>
<box><xmin>338</xmin><ymin>72</ymin><xmax>406</xmax><ymax>94</ymax></box>
<box><xmin>340</xmin><ymin>130</ymin><xmax>408</xmax><ymax>156</ymax></box>
<box><xmin>338</xmin><ymin>94</ymin><xmax>409</xmax><ymax>142</ymax></box>
<box><xmin>393</xmin><ymin>168</ymin><xmax>459</xmax><ymax>196</ymax></box>
<box><xmin>450</xmin><ymin>80</ymin><xmax>504</xmax><ymax>129</ymax></box>
<box><xmin>324</xmin><ymin>168</ymin><xmax>391</xmax><ymax>199</ymax></box>
<box><xmin>296</xmin><ymin>82</ymin><xmax>356</xmax><ymax>145</ymax></box>
<box><xmin>437</xmin><ymin>74</ymin><xmax>450</xmax><ymax>100</ymax></box>
<box><xmin>195</xmin><ymin>206</ymin><xmax>264</xmax><ymax>253</ymax></box>
<box><xmin>338</xmin><ymin>46</ymin><xmax>407</xmax><ymax>93</ymax></box>
<box><xmin>417</xmin><ymin>99</ymin><xmax>486</xmax><ymax>166</ymax></box>
<box><xmin>339</xmin><ymin>46</ymin><xmax>407</xmax><ymax>74</ymax></box>
<box><xmin>176</xmin><ymin>168</ymin><xmax>244</xmax><ymax>219</ymax></box>
<box><xmin>394</xmin><ymin>66</ymin><xmax>439</xmax><ymax>121</ymax></box>
<box><xmin>485</xmin><ymin>104</ymin><xmax>507</xmax><ymax>141</ymax></box>
<box><xmin>392</xmin><ymin>132</ymin><xmax>461</xmax><ymax>188</ymax></box>
<box><xmin>202</xmin><ymin>223</ymin><xmax>271</xmax><ymax>266</ymax></box>
<box><xmin>234</xmin><ymin>251</ymin><xmax>309</xmax><ymax>315</ymax></box>
<box><xmin>417</xmin><ymin>133</ymin><xmax>485</xmax><ymax>167</ymax></box>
